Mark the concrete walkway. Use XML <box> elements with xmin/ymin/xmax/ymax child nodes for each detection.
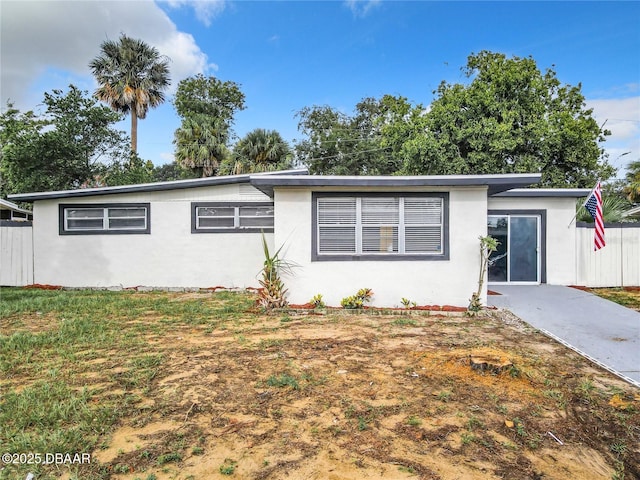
<box><xmin>488</xmin><ymin>285</ymin><xmax>640</xmax><ymax>387</ymax></box>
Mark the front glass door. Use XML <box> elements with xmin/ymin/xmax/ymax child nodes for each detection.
<box><xmin>488</xmin><ymin>215</ymin><xmax>540</xmax><ymax>283</ymax></box>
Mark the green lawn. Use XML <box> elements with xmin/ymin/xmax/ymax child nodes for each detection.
<box><xmin>1</xmin><ymin>287</ymin><xmax>638</xmax><ymax>480</ymax></box>
<box><xmin>0</xmin><ymin>288</ymin><xmax>252</xmax><ymax>480</ymax></box>
<box><xmin>588</xmin><ymin>287</ymin><xmax>640</xmax><ymax>312</ymax></box>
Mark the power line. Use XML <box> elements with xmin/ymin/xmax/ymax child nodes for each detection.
<box><xmin>301</xmin><ymin>146</ymin><xmax>391</xmax><ymax>163</ymax></box>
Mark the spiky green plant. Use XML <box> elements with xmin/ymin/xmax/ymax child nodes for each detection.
<box><xmin>257</xmin><ymin>233</ymin><xmax>292</xmax><ymax>310</ymax></box>
<box><xmin>576</xmin><ymin>195</ymin><xmax>630</xmax><ymax>223</ymax></box>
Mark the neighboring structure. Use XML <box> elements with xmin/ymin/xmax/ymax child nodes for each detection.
<box><xmin>0</xmin><ymin>199</ymin><xmax>33</xmax><ymax>221</ymax></box>
<box><xmin>9</xmin><ymin>171</ymin><xmax>603</xmax><ymax>306</ymax></box>
<box><xmin>0</xmin><ymin>199</ymin><xmax>34</xmax><ymax>286</ymax></box>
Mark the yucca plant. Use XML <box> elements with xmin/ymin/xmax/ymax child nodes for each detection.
<box><xmin>257</xmin><ymin>233</ymin><xmax>293</xmax><ymax>310</ymax></box>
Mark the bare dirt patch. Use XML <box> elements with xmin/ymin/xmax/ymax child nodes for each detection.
<box><xmin>2</xmin><ymin>290</ymin><xmax>638</xmax><ymax>480</ymax></box>
<box><xmin>95</xmin><ymin>306</ymin><xmax>638</xmax><ymax>480</ymax></box>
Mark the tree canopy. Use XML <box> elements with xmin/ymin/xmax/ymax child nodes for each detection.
<box><xmin>296</xmin><ymin>51</ymin><xmax>615</xmax><ymax>187</ymax></box>
<box><xmin>0</xmin><ymin>86</ymin><xmax>130</xmax><ymax>196</ymax></box>
<box><xmin>294</xmin><ymin>96</ymin><xmax>406</xmax><ymax>175</ymax></box>
<box><xmin>89</xmin><ymin>34</ymin><xmax>171</xmax><ymax>153</ymax></box>
<box><xmin>221</xmin><ymin>128</ymin><xmax>292</xmax><ymax>174</ymax></box>
<box><xmin>174</xmin><ymin>114</ymin><xmax>230</xmax><ymax>177</ymax></box>
<box><xmin>173</xmin><ymin>74</ymin><xmax>245</xmax><ymax>125</ymax></box>
<box><xmin>173</xmin><ymin>75</ymin><xmax>246</xmax><ymax>176</ymax></box>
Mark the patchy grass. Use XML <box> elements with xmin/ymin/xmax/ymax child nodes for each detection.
<box><xmin>0</xmin><ymin>287</ymin><xmax>639</xmax><ymax>480</ymax></box>
<box><xmin>587</xmin><ymin>287</ymin><xmax>640</xmax><ymax>311</ymax></box>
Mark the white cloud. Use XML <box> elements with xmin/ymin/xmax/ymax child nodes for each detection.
<box><xmin>164</xmin><ymin>0</ymin><xmax>226</xmax><ymax>27</ymax></box>
<box><xmin>344</xmin><ymin>0</ymin><xmax>381</xmax><ymax>18</ymax></box>
<box><xmin>588</xmin><ymin>97</ymin><xmax>640</xmax><ymax>140</ymax></box>
<box><xmin>160</xmin><ymin>151</ymin><xmax>176</xmax><ymax>163</ymax></box>
<box><xmin>587</xmin><ymin>96</ymin><xmax>640</xmax><ymax>177</ymax></box>
<box><xmin>0</xmin><ymin>0</ymin><xmax>211</xmax><ymax>109</ymax></box>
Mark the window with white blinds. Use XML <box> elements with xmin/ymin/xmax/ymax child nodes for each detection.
<box><xmin>315</xmin><ymin>194</ymin><xmax>446</xmax><ymax>258</ymax></box>
<box><xmin>60</xmin><ymin>204</ymin><xmax>150</xmax><ymax>235</ymax></box>
<box><xmin>192</xmin><ymin>202</ymin><xmax>274</xmax><ymax>233</ymax></box>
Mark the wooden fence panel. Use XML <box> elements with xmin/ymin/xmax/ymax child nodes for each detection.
<box><xmin>0</xmin><ymin>222</ymin><xmax>34</xmax><ymax>286</ymax></box>
<box><xmin>576</xmin><ymin>223</ymin><xmax>640</xmax><ymax>287</ymax></box>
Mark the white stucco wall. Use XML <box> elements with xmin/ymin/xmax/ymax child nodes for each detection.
<box><xmin>273</xmin><ymin>187</ymin><xmax>488</xmax><ymax>308</ymax></box>
<box><xmin>32</xmin><ymin>184</ymin><xmax>273</xmax><ymax>288</ymax></box>
<box><xmin>487</xmin><ymin>196</ymin><xmax>578</xmax><ymax>285</ymax></box>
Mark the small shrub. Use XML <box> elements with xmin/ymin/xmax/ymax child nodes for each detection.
<box><xmin>341</xmin><ymin>288</ymin><xmax>372</xmax><ymax>309</ymax></box>
<box><xmin>310</xmin><ymin>294</ymin><xmax>325</xmax><ymax>309</ymax></box>
<box><xmin>401</xmin><ymin>298</ymin><xmax>417</xmax><ymax>308</ymax></box>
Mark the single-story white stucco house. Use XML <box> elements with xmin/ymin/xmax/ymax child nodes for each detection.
<box><xmin>8</xmin><ymin>170</ymin><xmax>591</xmax><ymax>307</ymax></box>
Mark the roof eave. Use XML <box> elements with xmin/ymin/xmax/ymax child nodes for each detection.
<box><xmin>492</xmin><ymin>188</ymin><xmax>592</xmax><ymax>198</ymax></box>
<box><xmin>250</xmin><ymin>173</ymin><xmax>542</xmax><ymax>197</ymax></box>
<box><xmin>0</xmin><ymin>198</ymin><xmax>33</xmax><ymax>214</ymax></box>
<box><xmin>8</xmin><ymin>168</ymin><xmax>309</xmax><ymax>202</ymax></box>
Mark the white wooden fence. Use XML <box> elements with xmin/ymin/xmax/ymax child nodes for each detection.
<box><xmin>0</xmin><ymin>221</ymin><xmax>34</xmax><ymax>286</ymax></box>
<box><xmin>576</xmin><ymin>222</ymin><xmax>640</xmax><ymax>287</ymax></box>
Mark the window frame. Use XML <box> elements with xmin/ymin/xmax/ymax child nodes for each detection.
<box><xmin>191</xmin><ymin>201</ymin><xmax>274</xmax><ymax>234</ymax></box>
<box><xmin>312</xmin><ymin>192</ymin><xmax>449</xmax><ymax>261</ymax></box>
<box><xmin>59</xmin><ymin>203</ymin><xmax>150</xmax><ymax>235</ymax></box>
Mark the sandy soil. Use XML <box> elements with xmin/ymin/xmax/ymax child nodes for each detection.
<box><xmin>81</xmin><ymin>305</ymin><xmax>639</xmax><ymax>480</ymax></box>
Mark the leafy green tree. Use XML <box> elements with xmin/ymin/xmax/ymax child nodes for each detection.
<box><xmin>295</xmin><ymin>96</ymin><xmax>405</xmax><ymax>175</ymax></box>
<box><xmin>173</xmin><ymin>75</ymin><xmax>245</xmax><ymax>177</ymax></box>
<box><xmin>102</xmin><ymin>153</ymin><xmax>155</xmax><ymax>186</ymax></box>
<box><xmin>89</xmin><ymin>34</ymin><xmax>170</xmax><ymax>153</ymax></box>
<box><xmin>393</xmin><ymin>51</ymin><xmax>614</xmax><ymax>187</ymax></box>
<box><xmin>173</xmin><ymin>74</ymin><xmax>245</xmax><ymax>125</ymax></box>
<box><xmin>221</xmin><ymin>128</ymin><xmax>292</xmax><ymax>174</ymax></box>
<box><xmin>0</xmin><ymin>86</ymin><xmax>129</xmax><ymax>196</ymax></box>
<box><xmin>152</xmin><ymin>162</ymin><xmax>198</xmax><ymax>182</ymax></box>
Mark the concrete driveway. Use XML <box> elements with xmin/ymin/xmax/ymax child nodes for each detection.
<box><xmin>488</xmin><ymin>285</ymin><xmax>640</xmax><ymax>388</ymax></box>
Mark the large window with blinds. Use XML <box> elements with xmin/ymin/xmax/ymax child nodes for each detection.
<box><xmin>59</xmin><ymin>204</ymin><xmax>150</xmax><ymax>235</ymax></box>
<box><xmin>312</xmin><ymin>193</ymin><xmax>448</xmax><ymax>261</ymax></box>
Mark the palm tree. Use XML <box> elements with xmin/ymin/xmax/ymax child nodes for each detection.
<box><xmin>89</xmin><ymin>34</ymin><xmax>170</xmax><ymax>154</ymax></box>
<box><xmin>174</xmin><ymin>114</ymin><xmax>229</xmax><ymax>177</ymax></box>
<box><xmin>223</xmin><ymin>128</ymin><xmax>292</xmax><ymax>174</ymax></box>
<box><xmin>576</xmin><ymin>195</ymin><xmax>630</xmax><ymax>223</ymax></box>
<box><xmin>623</xmin><ymin>160</ymin><xmax>640</xmax><ymax>203</ymax></box>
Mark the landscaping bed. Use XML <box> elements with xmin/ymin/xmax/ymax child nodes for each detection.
<box><xmin>0</xmin><ymin>288</ymin><xmax>638</xmax><ymax>480</ymax></box>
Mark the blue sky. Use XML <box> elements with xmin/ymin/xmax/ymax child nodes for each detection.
<box><xmin>1</xmin><ymin>1</ymin><xmax>639</xmax><ymax>178</ymax></box>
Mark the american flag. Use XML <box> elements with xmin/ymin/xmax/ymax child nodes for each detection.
<box><xmin>584</xmin><ymin>181</ymin><xmax>605</xmax><ymax>250</ymax></box>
